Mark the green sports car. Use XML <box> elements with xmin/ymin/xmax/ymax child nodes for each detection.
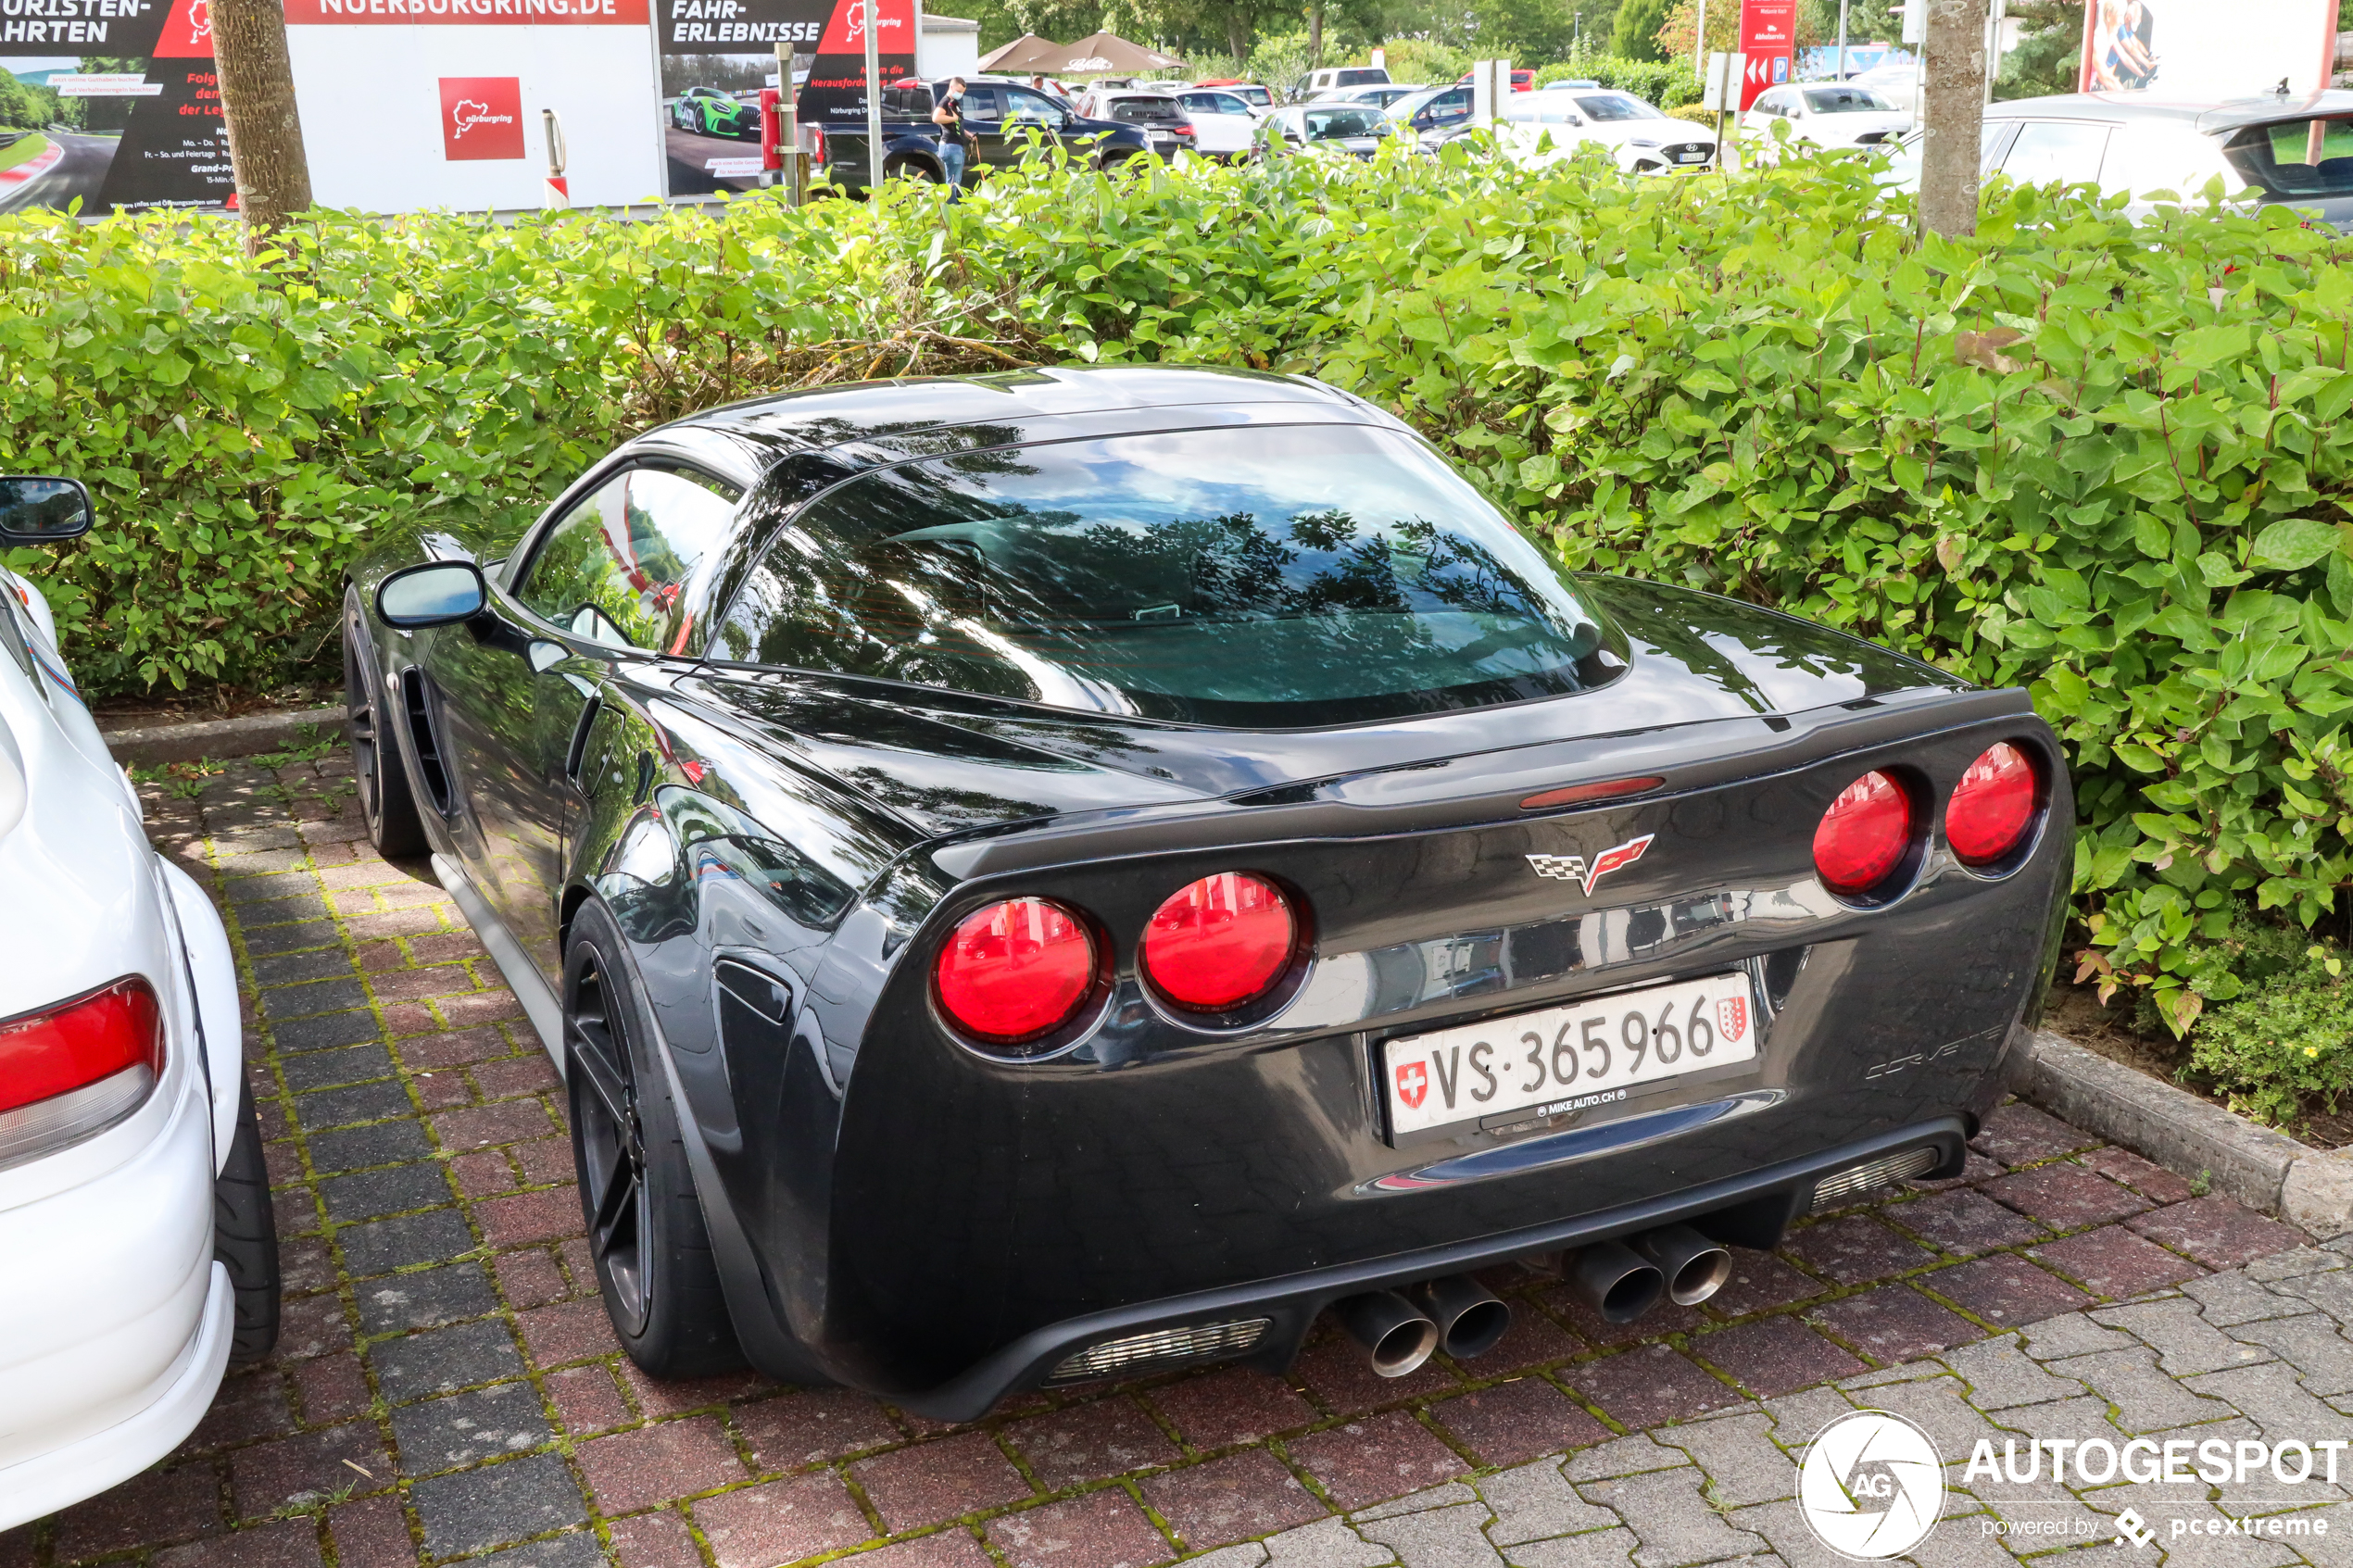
<box><xmin>672</xmin><ymin>86</ymin><xmax>761</xmax><ymax>140</ymax></box>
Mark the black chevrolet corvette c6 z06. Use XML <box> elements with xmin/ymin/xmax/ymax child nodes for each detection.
<box><xmin>345</xmin><ymin>365</ymin><xmax>2070</xmax><ymax>1416</ymax></box>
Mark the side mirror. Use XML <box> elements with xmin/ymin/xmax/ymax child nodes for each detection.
<box><xmin>377</xmin><ymin>560</ymin><xmax>488</xmax><ymax>629</ymax></box>
<box><xmin>0</xmin><ymin>476</ymin><xmax>94</xmax><ymax>546</ymax></box>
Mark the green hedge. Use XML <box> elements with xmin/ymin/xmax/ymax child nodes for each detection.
<box><xmin>1533</xmin><ymin>56</ymin><xmax>1704</xmax><ymax>107</ymax></box>
<box><xmin>3</xmin><ymin>146</ymin><xmax>2349</xmax><ymax>1032</ymax></box>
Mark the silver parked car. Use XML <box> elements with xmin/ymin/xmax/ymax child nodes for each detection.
<box><xmin>1880</xmin><ymin>91</ymin><xmax>2353</xmax><ymax>229</ymax></box>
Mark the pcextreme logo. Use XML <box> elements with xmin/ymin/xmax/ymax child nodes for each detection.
<box><xmin>1797</xmin><ymin>1411</ymin><xmax>1945</xmax><ymax>1559</ymax></box>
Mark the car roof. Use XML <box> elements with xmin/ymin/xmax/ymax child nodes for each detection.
<box><xmin>1986</xmin><ymin>89</ymin><xmax>2353</xmax><ymax>132</ymax></box>
<box><xmin>669</xmin><ymin>367</ymin><xmax>1384</xmax><ymax>462</ymax></box>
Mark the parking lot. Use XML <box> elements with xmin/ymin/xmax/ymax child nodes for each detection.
<box><xmin>9</xmin><ymin>746</ymin><xmax>2353</xmax><ymax>1567</ymax></box>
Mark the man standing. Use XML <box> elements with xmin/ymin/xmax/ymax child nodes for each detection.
<box><xmin>931</xmin><ymin>75</ymin><xmax>974</xmax><ymax>195</ymax></box>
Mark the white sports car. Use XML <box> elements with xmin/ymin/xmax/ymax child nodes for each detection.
<box><xmin>0</xmin><ymin>476</ymin><xmax>274</xmax><ymax>1531</ymax></box>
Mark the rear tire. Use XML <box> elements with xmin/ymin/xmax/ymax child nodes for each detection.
<box><xmin>343</xmin><ymin>592</ymin><xmax>430</xmax><ymax>859</ymax></box>
<box><xmin>564</xmin><ymin>900</ymin><xmax>745</xmax><ymax>1378</ymax></box>
<box><xmin>215</xmin><ymin>1081</ymin><xmax>281</xmax><ymax>1366</ymax></box>
<box><xmin>885</xmin><ymin>154</ymin><xmax>943</xmax><ymax>182</ymax></box>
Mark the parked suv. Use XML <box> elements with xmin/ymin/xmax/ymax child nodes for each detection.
<box><xmin>1290</xmin><ymin>65</ymin><xmax>1390</xmax><ymax>102</ymax></box>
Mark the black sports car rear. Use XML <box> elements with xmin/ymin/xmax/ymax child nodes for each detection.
<box><xmin>346</xmin><ymin>366</ymin><xmax>2070</xmax><ymax>1417</ymax></box>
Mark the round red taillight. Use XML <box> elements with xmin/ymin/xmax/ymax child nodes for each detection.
<box><xmin>933</xmin><ymin>897</ymin><xmax>1098</xmax><ymax>1044</ymax></box>
<box><xmin>1141</xmin><ymin>872</ymin><xmax>1298</xmax><ymax>1012</ymax></box>
<box><xmin>1812</xmin><ymin>770</ymin><xmax>1913</xmax><ymax>896</ymax></box>
<box><xmin>1946</xmin><ymin>742</ymin><xmax>2039</xmax><ymax>866</ymax></box>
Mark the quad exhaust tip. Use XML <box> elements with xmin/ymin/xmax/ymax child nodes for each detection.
<box><xmin>1334</xmin><ymin>1291</ymin><xmax>1441</xmax><ymax>1377</ymax></box>
<box><xmin>1406</xmin><ymin>1274</ymin><xmax>1514</xmax><ymax>1361</ymax></box>
<box><xmin>1634</xmin><ymin>1223</ymin><xmax>1734</xmax><ymax>1307</ymax></box>
<box><xmin>1564</xmin><ymin>1238</ymin><xmax>1664</xmax><ymax>1323</ymax></box>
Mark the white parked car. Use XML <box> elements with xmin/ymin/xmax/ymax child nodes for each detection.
<box><xmin>1072</xmin><ymin>87</ymin><xmax>1198</xmax><ymax>160</ymax></box>
<box><xmin>1742</xmin><ymin>82</ymin><xmax>1912</xmax><ymax>151</ymax></box>
<box><xmin>1873</xmin><ymin>92</ymin><xmax>2353</xmax><ymax>232</ymax></box>
<box><xmin>1172</xmin><ymin>86</ymin><xmax>1264</xmax><ymax>158</ymax></box>
<box><xmin>0</xmin><ymin>476</ymin><xmax>273</xmax><ymax>1531</ymax></box>
<box><xmin>1265</xmin><ymin>101</ymin><xmax>1396</xmax><ymax>159</ymax></box>
<box><xmin>1501</xmin><ymin>88</ymin><xmax>1718</xmax><ymax>172</ymax></box>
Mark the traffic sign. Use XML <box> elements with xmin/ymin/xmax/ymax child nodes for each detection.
<box><xmin>1736</xmin><ymin>0</ymin><xmax>1794</xmax><ymax>109</ymax></box>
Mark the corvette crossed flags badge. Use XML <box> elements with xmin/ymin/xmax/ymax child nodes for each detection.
<box><xmin>1526</xmin><ymin>834</ymin><xmax>1655</xmax><ymax>897</ymax></box>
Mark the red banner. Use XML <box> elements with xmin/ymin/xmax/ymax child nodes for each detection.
<box><xmin>285</xmin><ymin>0</ymin><xmax>648</xmax><ymax>23</ymax></box>
<box><xmin>1737</xmin><ymin>0</ymin><xmax>1795</xmax><ymax>109</ymax></box>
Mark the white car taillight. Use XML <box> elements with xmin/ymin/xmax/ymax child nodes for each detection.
<box><xmin>0</xmin><ymin>976</ymin><xmax>165</xmax><ymax>1172</ymax></box>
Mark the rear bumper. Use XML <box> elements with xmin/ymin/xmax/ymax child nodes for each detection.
<box><xmin>887</xmin><ymin>1114</ymin><xmax>1967</xmax><ymax>1421</ymax></box>
<box><xmin>0</xmin><ymin>1017</ymin><xmax>224</xmax><ymax>1527</ymax></box>
<box><xmin>0</xmin><ymin>1264</ymin><xmax>231</xmax><ymax>1532</ymax></box>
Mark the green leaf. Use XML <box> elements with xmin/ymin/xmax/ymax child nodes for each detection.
<box><xmin>2248</xmin><ymin>518</ymin><xmax>2339</xmax><ymax>573</ymax></box>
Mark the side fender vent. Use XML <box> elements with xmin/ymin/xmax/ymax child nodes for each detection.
<box><xmin>564</xmin><ymin>696</ymin><xmax>603</xmax><ymax>786</ymax></box>
<box><xmin>399</xmin><ymin>667</ymin><xmax>455</xmax><ymax>816</ymax></box>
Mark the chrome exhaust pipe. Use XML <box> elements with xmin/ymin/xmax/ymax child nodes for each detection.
<box><xmin>1563</xmin><ymin>1239</ymin><xmax>1665</xmax><ymax>1324</ymax></box>
<box><xmin>1633</xmin><ymin>1223</ymin><xmax>1734</xmax><ymax>1307</ymax></box>
<box><xmin>1404</xmin><ymin>1274</ymin><xmax>1513</xmax><ymax>1361</ymax></box>
<box><xmin>1333</xmin><ymin>1291</ymin><xmax>1441</xmax><ymax>1377</ymax></box>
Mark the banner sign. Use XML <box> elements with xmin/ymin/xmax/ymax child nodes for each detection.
<box><xmin>0</xmin><ymin>0</ymin><xmax>232</xmax><ymax>213</ymax></box>
<box><xmin>652</xmin><ymin>0</ymin><xmax>875</xmax><ymax>198</ymax></box>
<box><xmin>1736</xmin><ymin>0</ymin><xmax>1794</xmax><ymax>110</ymax></box>
<box><xmin>283</xmin><ymin>0</ymin><xmax>648</xmax><ymax>23</ymax></box>
<box><xmin>2076</xmin><ymin>0</ymin><xmax>2340</xmax><ymax>96</ymax></box>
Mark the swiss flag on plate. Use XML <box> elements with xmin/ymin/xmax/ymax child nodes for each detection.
<box><xmin>1394</xmin><ymin>1060</ymin><xmax>1428</xmax><ymax>1110</ymax></box>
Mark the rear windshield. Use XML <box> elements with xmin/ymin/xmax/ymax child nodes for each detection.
<box><xmin>2221</xmin><ymin>116</ymin><xmax>2353</xmax><ymax>198</ymax></box>
<box><xmin>1108</xmin><ymin>96</ymin><xmax>1183</xmax><ymax>124</ymax></box>
<box><xmin>1303</xmin><ymin>107</ymin><xmax>1388</xmax><ymax>138</ymax></box>
<box><xmin>711</xmin><ymin>424</ymin><xmax>1612</xmax><ymax>726</ymax></box>
<box><xmin>1576</xmin><ymin>93</ymin><xmax>1663</xmax><ymax>120</ymax></box>
<box><xmin>1805</xmin><ymin>87</ymin><xmax>1894</xmax><ymax>114</ymax></box>
<box><xmin>1337</xmin><ymin>69</ymin><xmax>1387</xmax><ymax>85</ymax></box>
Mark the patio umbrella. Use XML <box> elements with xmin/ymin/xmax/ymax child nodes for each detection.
<box><xmin>1048</xmin><ymin>31</ymin><xmax>1188</xmax><ymax>74</ymax></box>
<box><xmin>977</xmin><ymin>33</ymin><xmax>1069</xmax><ymax>72</ymax></box>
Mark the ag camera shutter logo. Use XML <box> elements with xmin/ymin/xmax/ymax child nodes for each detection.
<box><xmin>1798</xmin><ymin>1410</ymin><xmax>1945</xmax><ymax>1559</ymax></box>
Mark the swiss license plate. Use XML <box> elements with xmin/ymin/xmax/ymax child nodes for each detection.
<box><xmin>1382</xmin><ymin>972</ymin><xmax>1759</xmax><ymax>1138</ymax></box>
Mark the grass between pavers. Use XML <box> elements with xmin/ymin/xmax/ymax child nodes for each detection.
<box><xmin>6</xmin><ymin>750</ymin><xmax>2309</xmax><ymax>1568</ymax></box>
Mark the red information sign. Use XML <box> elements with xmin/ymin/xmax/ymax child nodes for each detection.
<box><xmin>1737</xmin><ymin>0</ymin><xmax>1795</xmax><ymax>109</ymax></box>
<box><xmin>438</xmin><ymin>76</ymin><xmax>525</xmax><ymax>159</ymax></box>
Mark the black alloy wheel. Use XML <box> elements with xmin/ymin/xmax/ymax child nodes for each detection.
<box><xmin>342</xmin><ymin>594</ymin><xmax>429</xmax><ymax>858</ymax></box>
<box><xmin>562</xmin><ymin>900</ymin><xmax>744</xmax><ymax>1376</ymax></box>
<box><xmin>567</xmin><ymin>951</ymin><xmax>653</xmax><ymax>1335</ymax></box>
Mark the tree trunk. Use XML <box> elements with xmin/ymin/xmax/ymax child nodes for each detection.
<box><xmin>1226</xmin><ymin>8</ymin><xmax>1250</xmax><ymax>63</ymax></box>
<box><xmin>1918</xmin><ymin>0</ymin><xmax>1986</xmax><ymax>238</ymax></box>
<box><xmin>210</xmin><ymin>0</ymin><xmax>312</xmax><ymax>253</ymax></box>
<box><xmin>1310</xmin><ymin>1</ymin><xmax>1324</xmax><ymax>66</ymax></box>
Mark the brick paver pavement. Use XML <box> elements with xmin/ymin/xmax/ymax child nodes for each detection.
<box><xmin>10</xmin><ymin>755</ymin><xmax>2347</xmax><ymax>1566</ymax></box>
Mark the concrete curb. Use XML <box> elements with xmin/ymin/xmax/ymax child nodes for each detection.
<box><xmin>2021</xmin><ymin>1028</ymin><xmax>2353</xmax><ymax>1238</ymax></box>
<box><xmin>100</xmin><ymin>705</ymin><xmax>346</xmax><ymax>768</ymax></box>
